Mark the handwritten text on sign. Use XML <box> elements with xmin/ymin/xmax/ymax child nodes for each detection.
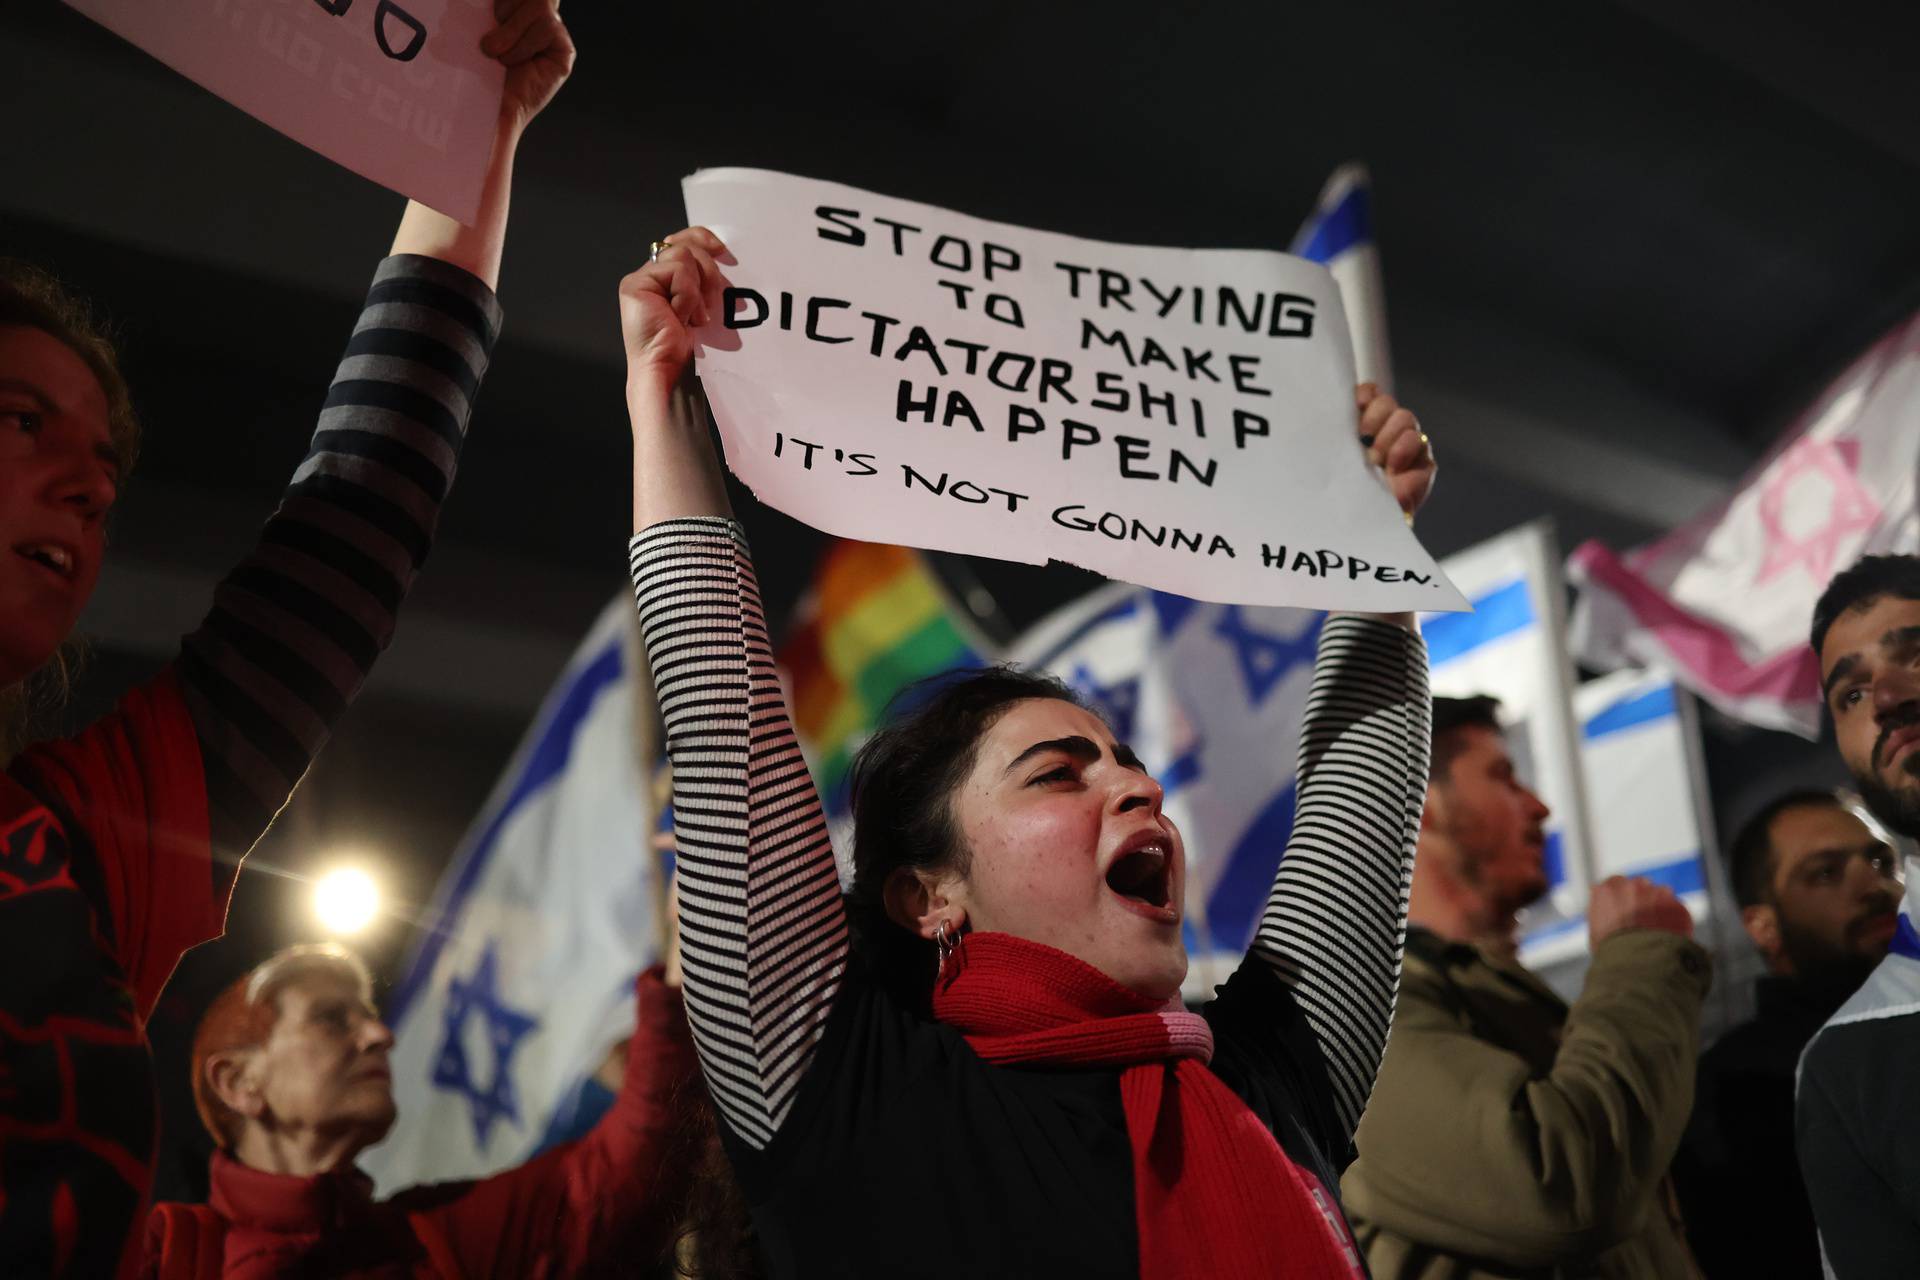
<box><xmin>683</xmin><ymin>169</ymin><xmax>1464</xmax><ymax>612</ymax></box>
<box><xmin>64</xmin><ymin>0</ymin><xmax>503</xmax><ymax>223</ymax></box>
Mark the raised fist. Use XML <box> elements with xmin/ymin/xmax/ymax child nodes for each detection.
<box><xmin>1588</xmin><ymin>874</ymin><xmax>1694</xmax><ymax>945</ymax></box>
<box><xmin>482</xmin><ymin>0</ymin><xmax>576</xmax><ymax>136</ymax></box>
<box><xmin>618</xmin><ymin>228</ymin><xmax>729</xmax><ymax>390</ymax></box>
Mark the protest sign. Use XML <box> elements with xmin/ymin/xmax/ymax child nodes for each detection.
<box><xmin>64</xmin><ymin>0</ymin><xmax>503</xmax><ymax>223</ymax></box>
<box><xmin>682</xmin><ymin>169</ymin><xmax>1465</xmax><ymax>613</ymax></box>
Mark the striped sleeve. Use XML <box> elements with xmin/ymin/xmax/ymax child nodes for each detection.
<box><xmin>1247</xmin><ymin>614</ymin><xmax>1430</xmax><ymax>1141</ymax></box>
<box><xmin>627</xmin><ymin>518</ymin><xmax>848</xmax><ymax>1151</ymax></box>
<box><xmin>177</xmin><ymin>254</ymin><xmax>501</xmax><ymax>879</ymax></box>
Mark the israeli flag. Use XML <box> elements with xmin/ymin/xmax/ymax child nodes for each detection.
<box><xmin>1522</xmin><ymin>669</ymin><xmax>1719</xmax><ymax>998</ymax></box>
<box><xmin>1011</xmin><ymin>586</ymin><xmax>1325</xmax><ymax>997</ymax></box>
<box><xmin>1577</xmin><ymin>670</ymin><xmax>1710</xmax><ymax>910</ymax></box>
<box><xmin>362</xmin><ymin>597</ymin><xmax>664</xmax><ymax>1194</ymax></box>
<box><xmin>1292</xmin><ymin>162</ymin><xmax>1394</xmax><ymax>392</ymax></box>
<box><xmin>1424</xmin><ymin>522</ymin><xmax>1598</xmax><ymax>968</ymax></box>
<box><xmin>1427</xmin><ymin>524</ymin><xmax>1719</xmax><ymax>980</ymax></box>
<box><xmin>1013</xmin><ymin>518</ymin><xmax>1717</xmax><ymax>999</ymax></box>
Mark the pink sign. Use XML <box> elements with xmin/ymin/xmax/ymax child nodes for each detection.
<box><xmin>65</xmin><ymin>0</ymin><xmax>503</xmax><ymax>223</ymax></box>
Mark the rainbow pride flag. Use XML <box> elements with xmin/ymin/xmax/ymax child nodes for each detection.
<box><xmin>778</xmin><ymin>540</ymin><xmax>990</xmax><ymax>820</ymax></box>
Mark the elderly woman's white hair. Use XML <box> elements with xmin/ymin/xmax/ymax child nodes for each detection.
<box><xmin>190</xmin><ymin>942</ymin><xmax>376</xmax><ymax>1147</ymax></box>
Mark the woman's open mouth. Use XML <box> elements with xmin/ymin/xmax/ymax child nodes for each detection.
<box><xmin>1105</xmin><ymin>841</ymin><xmax>1177</xmax><ymax>921</ymax></box>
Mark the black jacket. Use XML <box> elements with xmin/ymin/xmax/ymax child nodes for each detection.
<box><xmin>1796</xmin><ymin>924</ymin><xmax>1920</xmax><ymax>1279</ymax></box>
<box><xmin>1676</xmin><ymin>975</ymin><xmax>1846</xmax><ymax>1277</ymax></box>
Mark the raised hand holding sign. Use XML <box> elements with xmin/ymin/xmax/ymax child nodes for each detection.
<box><xmin>64</xmin><ymin>0</ymin><xmax>509</xmax><ymax>221</ymax></box>
<box><xmin>482</xmin><ymin>0</ymin><xmax>575</xmax><ymax>136</ymax></box>
<box><xmin>1359</xmin><ymin>382</ymin><xmax>1436</xmax><ymax>518</ymax></box>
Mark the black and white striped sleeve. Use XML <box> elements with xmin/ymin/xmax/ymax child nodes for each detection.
<box><xmin>1247</xmin><ymin>614</ymin><xmax>1430</xmax><ymax>1141</ymax></box>
<box><xmin>177</xmin><ymin>254</ymin><xmax>501</xmax><ymax>880</ymax></box>
<box><xmin>628</xmin><ymin>518</ymin><xmax>848</xmax><ymax>1151</ymax></box>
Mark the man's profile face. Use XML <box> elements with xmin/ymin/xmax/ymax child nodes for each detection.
<box><xmin>255</xmin><ymin>971</ymin><xmax>397</xmax><ymax>1149</ymax></box>
<box><xmin>1821</xmin><ymin>594</ymin><xmax>1920</xmax><ymax>837</ymax></box>
<box><xmin>1758</xmin><ymin>803</ymin><xmax>1901</xmax><ymax>989</ymax></box>
<box><xmin>1431</xmin><ymin>724</ymin><xmax>1553</xmax><ymax>914</ymax></box>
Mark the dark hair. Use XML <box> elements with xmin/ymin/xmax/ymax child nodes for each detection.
<box><xmin>1429</xmin><ymin>694</ymin><xmax>1502</xmax><ymax>783</ymax></box>
<box><xmin>1726</xmin><ymin>789</ymin><xmax>1845</xmax><ymax>908</ymax></box>
<box><xmin>669</xmin><ymin>668</ymin><xmax>1087</xmax><ymax>1278</ymax></box>
<box><xmin>0</xmin><ymin>259</ymin><xmax>140</xmax><ymax>474</ymax></box>
<box><xmin>844</xmin><ymin>666</ymin><xmax>1085</xmax><ymax>1011</ymax></box>
<box><xmin>675</xmin><ymin>1095</ymin><xmax>764</xmax><ymax>1279</ymax></box>
<box><xmin>1810</xmin><ymin>555</ymin><xmax>1920</xmax><ymax>657</ymax></box>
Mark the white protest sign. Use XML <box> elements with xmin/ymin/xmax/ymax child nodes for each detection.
<box><xmin>682</xmin><ymin>169</ymin><xmax>1465</xmax><ymax>612</ymax></box>
<box><xmin>64</xmin><ymin>0</ymin><xmax>503</xmax><ymax>224</ymax></box>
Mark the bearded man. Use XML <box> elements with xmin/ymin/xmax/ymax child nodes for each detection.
<box><xmin>1675</xmin><ymin>790</ymin><xmax>1899</xmax><ymax>1276</ymax></box>
<box><xmin>1798</xmin><ymin>554</ymin><xmax>1920</xmax><ymax>1278</ymax></box>
<box><xmin>1340</xmin><ymin>695</ymin><xmax>1709</xmax><ymax>1279</ymax></box>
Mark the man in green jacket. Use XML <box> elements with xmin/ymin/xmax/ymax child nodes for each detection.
<box><xmin>1342</xmin><ymin>695</ymin><xmax>1712</xmax><ymax>1279</ymax></box>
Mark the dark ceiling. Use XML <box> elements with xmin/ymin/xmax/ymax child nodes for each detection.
<box><xmin>5</xmin><ymin>0</ymin><xmax>1911</xmax><ymax>1196</ymax></box>
<box><xmin>12</xmin><ymin>1</ymin><xmax>1920</xmax><ymax>600</ymax></box>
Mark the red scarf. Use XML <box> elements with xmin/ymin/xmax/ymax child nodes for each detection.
<box><xmin>932</xmin><ymin>933</ymin><xmax>1364</xmax><ymax>1280</ymax></box>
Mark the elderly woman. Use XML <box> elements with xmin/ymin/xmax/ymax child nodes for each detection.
<box><xmin>623</xmin><ymin>231</ymin><xmax>1433</xmax><ymax>1279</ymax></box>
<box><xmin>0</xmin><ymin>6</ymin><xmax>572</xmax><ymax>1276</ymax></box>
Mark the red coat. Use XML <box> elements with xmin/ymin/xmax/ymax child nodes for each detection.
<box><xmin>142</xmin><ymin>969</ymin><xmax>700</xmax><ymax>1279</ymax></box>
<box><xmin>0</xmin><ymin>674</ymin><xmax>218</xmax><ymax>1280</ymax></box>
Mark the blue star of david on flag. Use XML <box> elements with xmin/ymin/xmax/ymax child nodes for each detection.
<box><xmin>431</xmin><ymin>944</ymin><xmax>540</xmax><ymax>1147</ymax></box>
<box><xmin>1070</xmin><ymin>663</ymin><xmax>1142</xmax><ymax>743</ymax></box>
<box><xmin>1213</xmin><ymin>606</ymin><xmax>1322</xmax><ymax>705</ymax></box>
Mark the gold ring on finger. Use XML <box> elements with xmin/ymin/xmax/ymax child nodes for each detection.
<box><xmin>649</xmin><ymin>238</ymin><xmax>674</xmax><ymax>265</ymax></box>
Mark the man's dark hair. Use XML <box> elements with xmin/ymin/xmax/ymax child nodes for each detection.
<box><xmin>1810</xmin><ymin>555</ymin><xmax>1920</xmax><ymax>657</ymax></box>
<box><xmin>1726</xmin><ymin>789</ymin><xmax>1845</xmax><ymax>908</ymax></box>
<box><xmin>1429</xmin><ymin>694</ymin><xmax>1502</xmax><ymax>783</ymax></box>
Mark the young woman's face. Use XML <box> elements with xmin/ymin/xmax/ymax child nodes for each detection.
<box><xmin>0</xmin><ymin>326</ymin><xmax>118</xmax><ymax>688</ymax></box>
<box><xmin>947</xmin><ymin>697</ymin><xmax>1189</xmax><ymax>1000</ymax></box>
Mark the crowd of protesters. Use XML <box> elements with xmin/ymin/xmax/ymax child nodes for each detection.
<box><xmin>4</xmin><ymin>4</ymin><xmax>1920</xmax><ymax>1276</ymax></box>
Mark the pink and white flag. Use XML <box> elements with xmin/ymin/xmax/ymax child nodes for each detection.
<box><xmin>1569</xmin><ymin>314</ymin><xmax>1920</xmax><ymax>738</ymax></box>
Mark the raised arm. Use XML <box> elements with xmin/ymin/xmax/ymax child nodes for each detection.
<box><xmin>409</xmin><ymin>968</ymin><xmax>702</xmax><ymax>1277</ymax></box>
<box><xmin>176</xmin><ymin>1</ymin><xmax>572</xmax><ymax>876</ymax></box>
<box><xmin>621</xmin><ymin>233</ymin><xmax>849</xmax><ymax>1151</ymax></box>
<box><xmin>1245</xmin><ymin>385</ymin><xmax>1434</xmax><ymax>1139</ymax></box>
<box><xmin>385</xmin><ymin>0</ymin><xmax>571</xmax><ymax>294</ymax></box>
<box><xmin>1346</xmin><ymin>931</ymin><xmax>1708</xmax><ymax>1265</ymax></box>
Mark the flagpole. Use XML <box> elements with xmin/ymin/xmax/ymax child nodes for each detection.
<box><xmin>925</xmin><ymin>551</ymin><xmax>1017</xmax><ymax>656</ymax></box>
<box><xmin>1292</xmin><ymin>161</ymin><xmax>1394</xmax><ymax>394</ymax></box>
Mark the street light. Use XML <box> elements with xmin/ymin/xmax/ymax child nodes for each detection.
<box><xmin>313</xmin><ymin>865</ymin><xmax>381</xmax><ymax>935</ymax></box>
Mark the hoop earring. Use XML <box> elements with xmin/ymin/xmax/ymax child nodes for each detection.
<box><xmin>934</xmin><ymin>919</ymin><xmax>959</xmax><ymax>975</ymax></box>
